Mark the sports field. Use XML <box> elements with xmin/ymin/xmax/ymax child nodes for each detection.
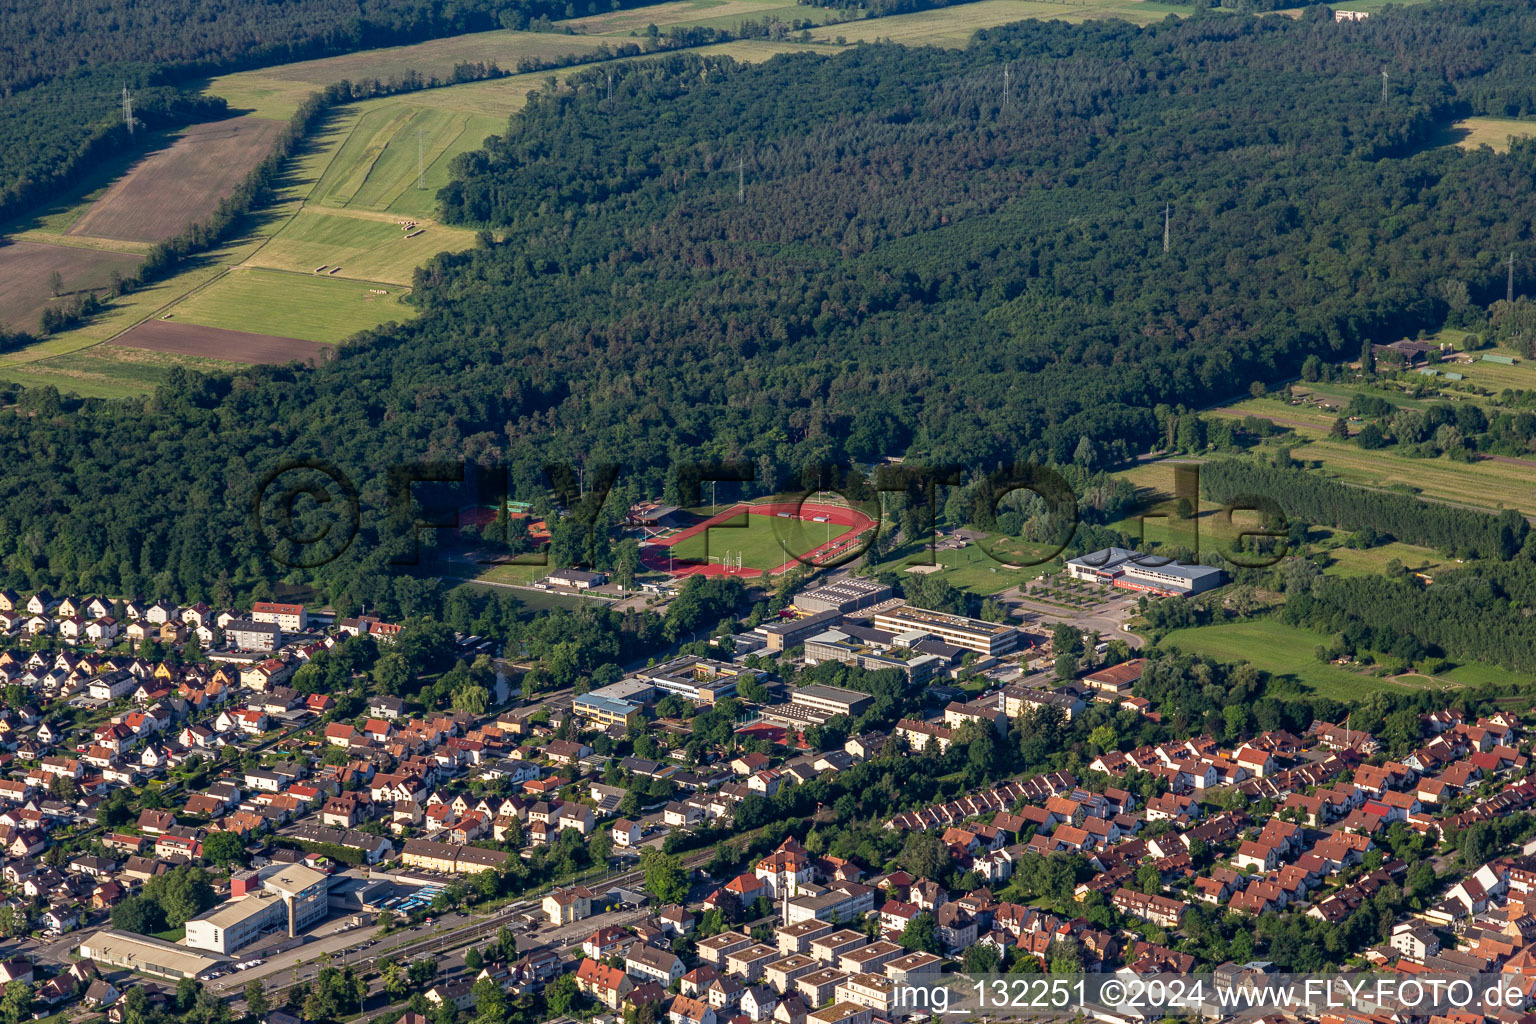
<box><xmin>644</xmin><ymin>502</ymin><xmax>875</xmax><ymax>577</ymax></box>
<box><xmin>159</xmin><ymin>268</ymin><xmax>414</xmax><ymax>344</ymax></box>
<box><xmin>67</xmin><ymin>118</ymin><xmax>286</xmax><ymax>243</ymax></box>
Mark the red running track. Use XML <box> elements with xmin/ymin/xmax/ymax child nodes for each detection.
<box><xmin>640</xmin><ymin>501</ymin><xmax>876</xmax><ymax>579</ymax></box>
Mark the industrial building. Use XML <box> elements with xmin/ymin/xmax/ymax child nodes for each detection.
<box><xmin>184</xmin><ymin>863</ymin><xmax>331</xmax><ymax>954</ymax></box>
<box><xmin>1065</xmin><ymin>547</ymin><xmax>1226</xmax><ymax>597</ymax></box>
<box><xmin>78</xmin><ymin>930</ymin><xmax>226</xmax><ymax>980</ymax></box>
<box><xmin>870</xmin><ymin>605</ymin><xmax>1020</xmax><ymax>657</ymax></box>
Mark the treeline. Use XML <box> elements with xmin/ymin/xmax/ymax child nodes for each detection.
<box><xmin>0</xmin><ymin>67</ymin><xmax>226</xmax><ymax>226</ymax></box>
<box><xmin>1282</xmin><ymin>558</ymin><xmax>1536</xmax><ymax>671</ymax></box>
<box><xmin>1200</xmin><ymin>459</ymin><xmax>1528</xmax><ymax>559</ymax></box>
<box><xmin>0</xmin><ymin>0</ymin><xmax>675</xmax><ymax>95</ymax></box>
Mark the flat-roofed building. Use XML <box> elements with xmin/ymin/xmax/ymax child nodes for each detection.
<box><xmin>809</xmin><ymin>1001</ymin><xmax>874</xmax><ymax>1024</ymax></box>
<box><xmin>794</xmin><ymin>579</ymin><xmax>893</xmax><ymax>616</ymax></box>
<box><xmin>871</xmin><ymin>606</ymin><xmax>1019</xmax><ymax>657</ymax></box>
<box><xmin>759</xmin><ymin>611</ymin><xmax>844</xmax><ymax>652</ymax></box>
<box><xmin>185</xmin><ymin>863</ymin><xmax>330</xmax><ymax>953</ymax></box>
<box><xmin>1065</xmin><ymin>548</ymin><xmax>1225</xmax><ymax>597</ymax></box>
<box><xmin>642</xmin><ymin>657</ymin><xmax>765</xmax><ymax>706</ymax></box>
<box><xmin>789</xmin><ymin>685</ymin><xmax>872</xmax><ymax>721</ymax></box>
<box><xmin>79</xmin><ymin>929</ymin><xmax>226</xmax><ymax>980</ymax></box>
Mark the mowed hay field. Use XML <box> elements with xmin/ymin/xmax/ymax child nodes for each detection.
<box><xmin>206</xmin><ymin>31</ymin><xmax>611</xmax><ymax>119</ymax></box>
<box><xmin>309</xmin><ymin>104</ymin><xmax>504</xmax><ymax>217</ymax></box>
<box><xmin>810</xmin><ymin>0</ymin><xmax>1184</xmax><ymax>43</ymax></box>
<box><xmin>67</xmin><ymin>118</ymin><xmax>286</xmax><ymax>243</ymax></box>
<box><xmin>0</xmin><ymin>241</ymin><xmax>143</xmax><ymax>333</ymax></box>
<box><xmin>161</xmin><ymin>267</ymin><xmax>414</xmax><ymax>343</ymax></box>
<box><xmin>560</xmin><ymin>0</ymin><xmax>831</xmax><ymax>32</ymax></box>
<box><xmin>246</xmin><ymin>208</ymin><xmax>479</xmax><ymax>284</ymax></box>
<box><xmin>0</xmin><ymin>344</ymin><xmax>243</xmax><ymax>399</ymax></box>
<box><xmin>1449</xmin><ymin>116</ymin><xmax>1536</xmax><ymax>152</ymax></box>
<box><xmin>112</xmin><ymin>320</ymin><xmax>330</xmax><ymax>366</ymax></box>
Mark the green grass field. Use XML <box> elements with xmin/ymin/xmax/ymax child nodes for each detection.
<box><xmin>1449</xmin><ymin>116</ymin><xmax>1536</xmax><ymax>153</ymax></box>
<box><xmin>205</xmin><ymin>32</ymin><xmax>611</xmax><ymax>119</ymax></box>
<box><xmin>1159</xmin><ymin>618</ymin><xmax>1437</xmax><ymax>701</ymax></box>
<box><xmin>161</xmin><ymin>267</ymin><xmax>415</xmax><ymax>343</ymax></box>
<box><xmin>560</xmin><ymin>0</ymin><xmax>833</xmax><ymax>33</ymax></box>
<box><xmin>666</xmin><ymin>508</ymin><xmax>855</xmax><ymax>571</ymax></box>
<box><xmin>244</xmin><ymin>208</ymin><xmax>480</xmax><ymax>285</ymax></box>
<box><xmin>810</xmin><ymin>0</ymin><xmax>1185</xmax><ymax>44</ymax></box>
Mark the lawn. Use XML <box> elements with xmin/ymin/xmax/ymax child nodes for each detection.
<box><xmin>1159</xmin><ymin>618</ymin><xmax>1428</xmax><ymax>701</ymax></box>
<box><xmin>160</xmin><ymin>267</ymin><xmax>415</xmax><ymax>344</ymax></box>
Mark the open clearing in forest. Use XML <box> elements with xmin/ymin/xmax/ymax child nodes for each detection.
<box><xmin>66</xmin><ymin>118</ymin><xmax>286</xmax><ymax>243</ymax></box>
<box><xmin>159</xmin><ymin>267</ymin><xmax>414</xmax><ymax>344</ymax></box>
<box><xmin>809</xmin><ymin>0</ymin><xmax>1186</xmax><ymax>44</ymax></box>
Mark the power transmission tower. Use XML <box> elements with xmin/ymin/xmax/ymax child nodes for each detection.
<box><xmin>737</xmin><ymin>156</ymin><xmax>744</xmax><ymax>202</ymax></box>
<box><xmin>417</xmin><ymin>128</ymin><xmax>425</xmax><ymax>190</ymax></box>
<box><xmin>1163</xmin><ymin>203</ymin><xmax>1170</xmax><ymax>254</ymax></box>
<box><xmin>606</xmin><ymin>69</ymin><xmax>614</xmax><ymax>108</ymax></box>
<box><xmin>1381</xmin><ymin>68</ymin><xmax>1388</xmax><ymax>105</ymax></box>
<box><xmin>1002</xmin><ymin>62</ymin><xmax>1011</xmax><ymax>115</ymax></box>
<box><xmin>1509</xmin><ymin>252</ymin><xmax>1517</xmax><ymax>304</ymax></box>
<box><xmin>121</xmin><ymin>85</ymin><xmax>135</xmax><ymax>137</ymax></box>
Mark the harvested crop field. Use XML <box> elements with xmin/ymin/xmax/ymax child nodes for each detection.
<box><xmin>0</xmin><ymin>241</ymin><xmax>143</xmax><ymax>333</ymax></box>
<box><xmin>112</xmin><ymin>319</ymin><xmax>331</xmax><ymax>366</ymax></box>
<box><xmin>67</xmin><ymin>117</ymin><xmax>285</xmax><ymax>243</ymax></box>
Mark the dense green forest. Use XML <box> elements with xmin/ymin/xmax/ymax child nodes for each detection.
<box><xmin>4</xmin><ymin>1</ymin><xmax>1536</xmax><ymax>612</ymax></box>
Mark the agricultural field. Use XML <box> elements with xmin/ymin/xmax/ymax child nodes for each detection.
<box><xmin>244</xmin><ymin>208</ymin><xmax>479</xmax><ymax>285</ymax></box>
<box><xmin>66</xmin><ymin>118</ymin><xmax>286</xmax><ymax>243</ymax></box>
<box><xmin>157</xmin><ymin>267</ymin><xmax>414</xmax><ymax>344</ymax></box>
<box><xmin>0</xmin><ymin>344</ymin><xmax>242</xmax><ymax>399</ymax></box>
<box><xmin>112</xmin><ymin>320</ymin><xmax>330</xmax><ymax>366</ymax></box>
<box><xmin>0</xmin><ymin>241</ymin><xmax>143</xmax><ymax>334</ymax></box>
<box><xmin>809</xmin><ymin>0</ymin><xmax>1185</xmax><ymax>44</ymax></box>
<box><xmin>204</xmin><ymin>32</ymin><xmax>613</xmax><ymax>119</ymax></box>
<box><xmin>307</xmin><ymin>104</ymin><xmax>505</xmax><ymax>217</ymax></box>
<box><xmin>561</xmin><ymin>0</ymin><xmax>833</xmax><ymax>32</ymax></box>
<box><xmin>1448</xmin><ymin>116</ymin><xmax>1536</xmax><ymax>153</ymax></box>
